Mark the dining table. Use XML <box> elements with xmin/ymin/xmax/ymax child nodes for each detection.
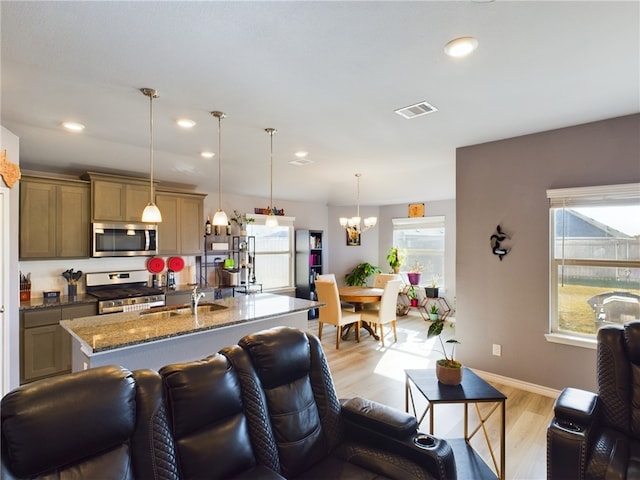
<box><xmin>338</xmin><ymin>286</ymin><xmax>384</xmax><ymax>340</ymax></box>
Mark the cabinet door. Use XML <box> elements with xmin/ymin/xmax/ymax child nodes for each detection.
<box><xmin>57</xmin><ymin>183</ymin><xmax>89</xmax><ymax>257</ymax></box>
<box><xmin>23</xmin><ymin>325</ymin><xmax>60</xmax><ymax>381</ymax></box>
<box><xmin>180</xmin><ymin>196</ymin><xmax>204</xmax><ymax>255</ymax></box>
<box><xmin>156</xmin><ymin>194</ymin><xmax>180</xmax><ymax>254</ymax></box>
<box><xmin>20</xmin><ymin>180</ymin><xmax>57</xmax><ymax>258</ymax></box>
<box><xmin>93</xmin><ymin>180</ymin><xmax>125</xmax><ymax>221</ymax></box>
<box><xmin>125</xmin><ymin>183</ymin><xmax>152</xmax><ymax>222</ymax></box>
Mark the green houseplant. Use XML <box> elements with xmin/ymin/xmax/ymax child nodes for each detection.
<box><xmin>407</xmin><ymin>285</ymin><xmax>418</xmax><ymax>306</ymax></box>
<box><xmin>427</xmin><ymin>317</ymin><xmax>462</xmax><ymax>385</ymax></box>
<box><xmin>345</xmin><ymin>262</ymin><xmax>381</xmax><ymax>286</ymax></box>
<box><xmin>386</xmin><ymin>247</ymin><xmax>404</xmax><ymax>273</ymax></box>
<box><xmin>428</xmin><ymin>303</ymin><xmax>439</xmax><ymax>320</ymax></box>
<box><xmin>231</xmin><ymin>210</ymin><xmax>255</xmax><ymax>234</ymax></box>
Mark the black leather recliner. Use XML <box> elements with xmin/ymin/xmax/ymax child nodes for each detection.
<box><xmin>547</xmin><ymin>321</ymin><xmax>640</xmax><ymax>479</ymax></box>
<box><xmin>224</xmin><ymin>326</ymin><xmax>456</xmax><ymax>479</ymax></box>
<box><xmin>0</xmin><ymin>365</ymin><xmax>177</xmax><ymax>480</ymax></box>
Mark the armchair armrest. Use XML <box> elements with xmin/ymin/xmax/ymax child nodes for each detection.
<box><xmin>547</xmin><ymin>387</ymin><xmax>600</xmax><ymax>480</ymax></box>
<box><xmin>341</xmin><ymin>397</ymin><xmax>456</xmax><ymax>480</ymax></box>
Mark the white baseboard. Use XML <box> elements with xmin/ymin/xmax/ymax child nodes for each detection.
<box><xmin>472</xmin><ymin>368</ymin><xmax>561</xmax><ymax>399</ymax></box>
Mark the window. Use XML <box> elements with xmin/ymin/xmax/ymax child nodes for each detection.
<box><xmin>392</xmin><ymin>216</ymin><xmax>445</xmax><ymax>286</ymax></box>
<box><xmin>247</xmin><ymin>215</ymin><xmax>295</xmax><ymax>291</ymax></box>
<box><xmin>547</xmin><ymin>184</ymin><xmax>640</xmax><ymax>341</ymax></box>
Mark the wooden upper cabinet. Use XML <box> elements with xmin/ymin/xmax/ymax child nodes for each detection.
<box><xmin>85</xmin><ymin>172</ymin><xmax>155</xmax><ymax>222</ymax></box>
<box><xmin>156</xmin><ymin>191</ymin><xmax>205</xmax><ymax>255</ymax></box>
<box><xmin>20</xmin><ymin>176</ymin><xmax>89</xmax><ymax>259</ymax></box>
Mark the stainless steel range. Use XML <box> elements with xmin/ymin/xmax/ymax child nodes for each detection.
<box><xmin>86</xmin><ymin>270</ymin><xmax>165</xmax><ymax>314</ymax></box>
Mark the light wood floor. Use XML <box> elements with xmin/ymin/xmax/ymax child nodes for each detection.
<box><xmin>306</xmin><ymin>313</ymin><xmax>555</xmax><ymax>480</ymax></box>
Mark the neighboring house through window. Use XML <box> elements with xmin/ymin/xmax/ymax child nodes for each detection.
<box><xmin>546</xmin><ymin>184</ymin><xmax>640</xmax><ymax>347</ymax></box>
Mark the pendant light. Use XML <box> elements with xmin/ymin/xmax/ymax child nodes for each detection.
<box><xmin>339</xmin><ymin>173</ymin><xmax>377</xmax><ymax>235</ymax></box>
<box><xmin>265</xmin><ymin>128</ymin><xmax>278</xmax><ymax>228</ymax></box>
<box><xmin>211</xmin><ymin>111</ymin><xmax>228</xmax><ymax>226</ymax></box>
<box><xmin>141</xmin><ymin>88</ymin><xmax>162</xmax><ymax>223</ymax></box>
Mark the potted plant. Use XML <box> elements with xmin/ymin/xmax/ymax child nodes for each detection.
<box><xmin>428</xmin><ymin>303</ymin><xmax>439</xmax><ymax>320</ymax></box>
<box><xmin>427</xmin><ymin>317</ymin><xmax>462</xmax><ymax>385</ymax></box>
<box><xmin>407</xmin><ymin>261</ymin><xmax>422</xmax><ymax>286</ymax></box>
<box><xmin>386</xmin><ymin>247</ymin><xmax>404</xmax><ymax>274</ymax></box>
<box><xmin>408</xmin><ymin>286</ymin><xmax>419</xmax><ymax>307</ymax></box>
<box><xmin>345</xmin><ymin>262</ymin><xmax>381</xmax><ymax>286</ymax></box>
<box><xmin>425</xmin><ymin>274</ymin><xmax>440</xmax><ymax>298</ymax></box>
<box><xmin>231</xmin><ymin>210</ymin><xmax>255</xmax><ymax>235</ymax></box>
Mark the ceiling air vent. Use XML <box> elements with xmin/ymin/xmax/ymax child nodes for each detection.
<box><xmin>289</xmin><ymin>158</ymin><xmax>314</xmax><ymax>166</ymax></box>
<box><xmin>394</xmin><ymin>101</ymin><xmax>438</xmax><ymax>119</ymax></box>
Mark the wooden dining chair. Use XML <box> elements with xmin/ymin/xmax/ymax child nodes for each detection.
<box><xmin>315</xmin><ymin>280</ymin><xmax>361</xmax><ymax>349</ymax></box>
<box><xmin>361</xmin><ymin>280</ymin><xmax>402</xmax><ymax>347</ymax></box>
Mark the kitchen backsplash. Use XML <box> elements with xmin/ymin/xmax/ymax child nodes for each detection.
<box><xmin>19</xmin><ymin>256</ymin><xmax>198</xmax><ymax>298</ymax></box>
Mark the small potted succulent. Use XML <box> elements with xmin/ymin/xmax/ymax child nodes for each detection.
<box><xmin>428</xmin><ymin>303</ymin><xmax>439</xmax><ymax>320</ymax></box>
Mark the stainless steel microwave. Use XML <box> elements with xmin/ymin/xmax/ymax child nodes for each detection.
<box><xmin>92</xmin><ymin>223</ymin><xmax>158</xmax><ymax>257</ymax></box>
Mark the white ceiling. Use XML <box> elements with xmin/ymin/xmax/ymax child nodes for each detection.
<box><xmin>1</xmin><ymin>1</ymin><xmax>638</xmax><ymax>207</ymax></box>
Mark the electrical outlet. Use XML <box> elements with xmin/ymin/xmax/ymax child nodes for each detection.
<box><xmin>492</xmin><ymin>344</ymin><xmax>502</xmax><ymax>356</ymax></box>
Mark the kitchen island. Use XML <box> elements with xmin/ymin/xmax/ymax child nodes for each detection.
<box><xmin>61</xmin><ymin>293</ymin><xmax>321</xmax><ymax>372</ymax></box>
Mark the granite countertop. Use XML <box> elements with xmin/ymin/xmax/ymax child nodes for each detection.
<box><xmin>61</xmin><ymin>293</ymin><xmax>321</xmax><ymax>354</ymax></box>
<box><xmin>20</xmin><ymin>294</ymin><xmax>97</xmax><ymax>310</ymax></box>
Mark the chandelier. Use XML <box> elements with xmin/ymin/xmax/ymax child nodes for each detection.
<box><xmin>339</xmin><ymin>173</ymin><xmax>377</xmax><ymax>236</ymax></box>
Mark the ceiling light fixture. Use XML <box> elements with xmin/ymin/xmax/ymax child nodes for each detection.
<box><xmin>140</xmin><ymin>88</ymin><xmax>162</xmax><ymax>223</ymax></box>
<box><xmin>211</xmin><ymin>111</ymin><xmax>228</xmax><ymax>226</ymax></box>
<box><xmin>177</xmin><ymin>118</ymin><xmax>196</xmax><ymax>128</ymax></box>
<box><xmin>265</xmin><ymin>128</ymin><xmax>278</xmax><ymax>228</ymax></box>
<box><xmin>200</xmin><ymin>151</ymin><xmax>214</xmax><ymax>159</ymax></box>
<box><xmin>444</xmin><ymin>36</ymin><xmax>478</xmax><ymax>58</ymax></box>
<box><xmin>62</xmin><ymin>121</ymin><xmax>85</xmax><ymax>132</ymax></box>
<box><xmin>339</xmin><ymin>173</ymin><xmax>377</xmax><ymax>236</ymax></box>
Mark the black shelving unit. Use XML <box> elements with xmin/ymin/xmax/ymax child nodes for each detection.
<box><xmin>197</xmin><ymin>234</ymin><xmax>255</xmax><ymax>298</ymax></box>
<box><xmin>295</xmin><ymin>230</ymin><xmax>323</xmax><ymax>319</ymax></box>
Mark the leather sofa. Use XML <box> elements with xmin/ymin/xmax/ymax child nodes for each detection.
<box><xmin>547</xmin><ymin>321</ymin><xmax>640</xmax><ymax>479</ymax></box>
<box><xmin>2</xmin><ymin>326</ymin><xmax>457</xmax><ymax>479</ymax></box>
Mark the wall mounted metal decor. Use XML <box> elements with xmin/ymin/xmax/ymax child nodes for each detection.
<box><xmin>490</xmin><ymin>225</ymin><xmax>511</xmax><ymax>261</ymax></box>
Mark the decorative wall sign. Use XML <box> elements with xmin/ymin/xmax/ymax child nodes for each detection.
<box><xmin>0</xmin><ymin>150</ymin><xmax>21</xmax><ymax>188</ymax></box>
<box><xmin>408</xmin><ymin>203</ymin><xmax>424</xmax><ymax>218</ymax></box>
<box><xmin>346</xmin><ymin>229</ymin><xmax>361</xmax><ymax>246</ymax></box>
<box><xmin>254</xmin><ymin>207</ymin><xmax>285</xmax><ymax>215</ymax></box>
<box><xmin>490</xmin><ymin>225</ymin><xmax>511</xmax><ymax>261</ymax></box>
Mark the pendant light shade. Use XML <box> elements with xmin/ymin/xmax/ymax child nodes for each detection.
<box><xmin>141</xmin><ymin>88</ymin><xmax>162</xmax><ymax>223</ymax></box>
<box><xmin>211</xmin><ymin>111</ymin><xmax>228</xmax><ymax>226</ymax></box>
<box><xmin>265</xmin><ymin>128</ymin><xmax>278</xmax><ymax>228</ymax></box>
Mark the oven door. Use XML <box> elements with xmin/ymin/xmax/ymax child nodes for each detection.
<box><xmin>92</xmin><ymin>223</ymin><xmax>158</xmax><ymax>257</ymax></box>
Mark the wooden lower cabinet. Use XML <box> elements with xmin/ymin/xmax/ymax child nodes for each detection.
<box><xmin>21</xmin><ymin>303</ymin><xmax>97</xmax><ymax>384</ymax></box>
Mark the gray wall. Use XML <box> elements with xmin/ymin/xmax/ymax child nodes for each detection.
<box><xmin>456</xmin><ymin>114</ymin><xmax>640</xmax><ymax>391</ymax></box>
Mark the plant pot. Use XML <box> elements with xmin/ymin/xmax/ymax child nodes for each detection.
<box><xmin>410</xmin><ymin>298</ymin><xmax>419</xmax><ymax>307</ymax></box>
<box><xmin>392</xmin><ymin>266</ymin><xmax>400</xmax><ymax>274</ymax></box>
<box><xmin>428</xmin><ymin>312</ymin><xmax>439</xmax><ymax>321</ymax></box>
<box><xmin>407</xmin><ymin>273</ymin><xmax>421</xmax><ymax>285</ymax></box>
<box><xmin>436</xmin><ymin>362</ymin><xmax>463</xmax><ymax>386</ymax></box>
<box><xmin>425</xmin><ymin>287</ymin><xmax>439</xmax><ymax>298</ymax></box>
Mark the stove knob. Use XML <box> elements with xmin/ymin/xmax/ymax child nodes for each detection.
<box><xmin>115</xmin><ymin>299</ymin><xmax>124</xmax><ymax>307</ymax></box>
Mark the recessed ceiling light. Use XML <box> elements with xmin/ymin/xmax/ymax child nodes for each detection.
<box><xmin>200</xmin><ymin>151</ymin><xmax>215</xmax><ymax>159</ymax></box>
<box><xmin>444</xmin><ymin>36</ymin><xmax>478</xmax><ymax>58</ymax></box>
<box><xmin>295</xmin><ymin>151</ymin><xmax>308</xmax><ymax>158</ymax></box>
<box><xmin>177</xmin><ymin>118</ymin><xmax>196</xmax><ymax>128</ymax></box>
<box><xmin>61</xmin><ymin>121</ymin><xmax>85</xmax><ymax>132</ymax></box>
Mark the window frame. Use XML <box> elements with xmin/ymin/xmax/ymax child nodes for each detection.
<box><xmin>545</xmin><ymin>183</ymin><xmax>640</xmax><ymax>348</ymax></box>
<box><xmin>246</xmin><ymin>214</ymin><xmax>296</xmax><ymax>292</ymax></box>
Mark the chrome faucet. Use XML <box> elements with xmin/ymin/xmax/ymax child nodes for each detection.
<box><xmin>190</xmin><ymin>286</ymin><xmax>205</xmax><ymax>314</ymax></box>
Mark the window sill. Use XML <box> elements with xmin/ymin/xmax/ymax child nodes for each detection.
<box><xmin>544</xmin><ymin>332</ymin><xmax>597</xmax><ymax>350</ymax></box>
